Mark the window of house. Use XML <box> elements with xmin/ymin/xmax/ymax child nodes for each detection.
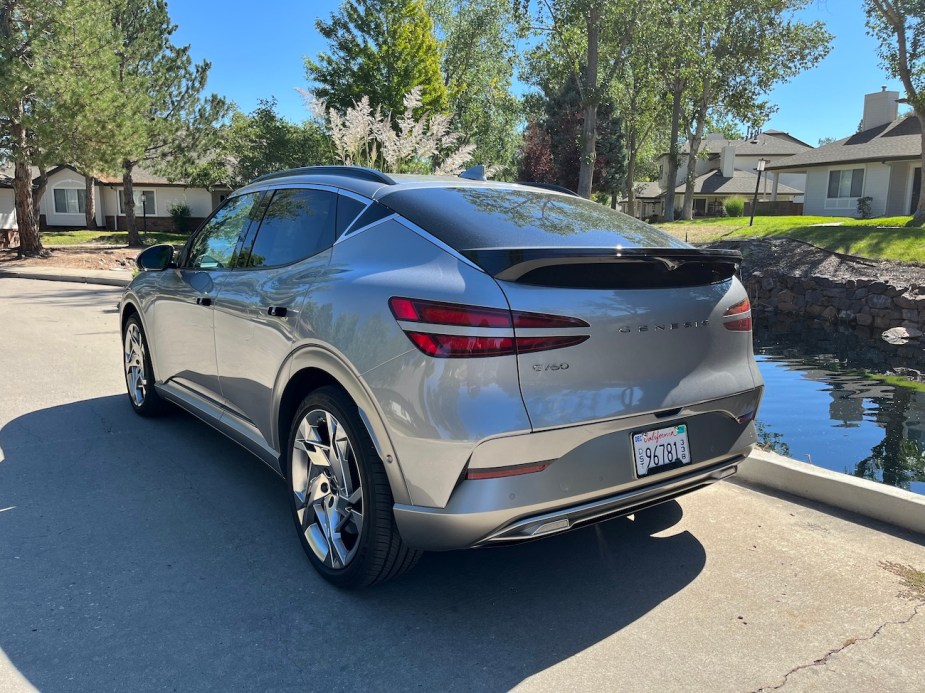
<box><xmin>827</xmin><ymin>169</ymin><xmax>864</xmax><ymax>199</ymax></box>
<box><xmin>119</xmin><ymin>190</ymin><xmax>156</xmax><ymax>215</ymax></box>
<box><xmin>53</xmin><ymin>188</ymin><xmax>86</xmax><ymax>215</ymax></box>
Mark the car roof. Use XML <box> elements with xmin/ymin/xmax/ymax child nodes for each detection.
<box><xmin>232</xmin><ymin>165</ymin><xmax>577</xmax><ymax>201</ymax></box>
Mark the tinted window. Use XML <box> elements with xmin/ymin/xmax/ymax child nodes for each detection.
<box><xmin>341</xmin><ymin>200</ymin><xmax>392</xmax><ymax>236</ymax></box>
<box><xmin>243</xmin><ymin>188</ymin><xmax>336</xmax><ymax>268</ymax></box>
<box><xmin>378</xmin><ymin>187</ymin><xmax>688</xmax><ymax>251</ymax></box>
<box><xmin>336</xmin><ymin>195</ymin><xmax>366</xmax><ymax>237</ymax></box>
<box><xmin>186</xmin><ymin>193</ymin><xmax>260</xmax><ymax>269</ymax></box>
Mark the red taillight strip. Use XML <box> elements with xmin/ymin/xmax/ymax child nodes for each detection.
<box><xmin>390</xmin><ymin>297</ymin><xmax>590</xmax><ymax>358</ymax></box>
<box><xmin>722</xmin><ymin>297</ymin><xmax>752</xmax><ymax>332</ymax></box>
<box><xmin>466</xmin><ymin>461</ymin><xmax>551</xmax><ymax>480</ymax></box>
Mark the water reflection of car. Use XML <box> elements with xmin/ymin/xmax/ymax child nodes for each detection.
<box><xmin>119</xmin><ymin>166</ymin><xmax>764</xmax><ymax>588</ymax></box>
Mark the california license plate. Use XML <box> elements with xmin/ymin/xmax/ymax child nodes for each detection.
<box><xmin>633</xmin><ymin>424</ymin><xmax>691</xmax><ymax>476</ymax></box>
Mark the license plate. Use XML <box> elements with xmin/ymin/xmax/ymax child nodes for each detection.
<box><xmin>632</xmin><ymin>424</ymin><xmax>691</xmax><ymax>476</ymax></box>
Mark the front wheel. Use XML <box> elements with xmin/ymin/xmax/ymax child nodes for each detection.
<box><xmin>122</xmin><ymin>315</ymin><xmax>166</xmax><ymax>417</ymax></box>
<box><xmin>287</xmin><ymin>386</ymin><xmax>421</xmax><ymax>588</ymax></box>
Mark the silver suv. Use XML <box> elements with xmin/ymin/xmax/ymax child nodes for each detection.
<box><xmin>120</xmin><ymin>166</ymin><xmax>763</xmax><ymax>588</ymax></box>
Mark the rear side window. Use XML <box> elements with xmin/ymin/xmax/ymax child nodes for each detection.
<box><xmin>186</xmin><ymin>193</ymin><xmax>261</xmax><ymax>269</ymax></box>
<box><xmin>242</xmin><ymin>188</ymin><xmax>336</xmax><ymax>268</ymax></box>
<box><xmin>336</xmin><ymin>194</ymin><xmax>366</xmax><ymax>237</ymax></box>
<box><xmin>377</xmin><ymin>187</ymin><xmax>688</xmax><ymax>251</ymax></box>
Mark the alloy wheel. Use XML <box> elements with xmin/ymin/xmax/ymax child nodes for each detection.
<box><xmin>124</xmin><ymin>322</ymin><xmax>147</xmax><ymax>407</ymax></box>
<box><xmin>291</xmin><ymin>409</ymin><xmax>364</xmax><ymax>570</ymax></box>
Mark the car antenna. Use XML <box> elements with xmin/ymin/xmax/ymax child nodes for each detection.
<box><xmin>459</xmin><ymin>164</ymin><xmax>486</xmax><ymax>181</ymax></box>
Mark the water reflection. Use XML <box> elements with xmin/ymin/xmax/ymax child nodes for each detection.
<box><xmin>753</xmin><ymin>315</ymin><xmax>925</xmax><ymax>494</ymax></box>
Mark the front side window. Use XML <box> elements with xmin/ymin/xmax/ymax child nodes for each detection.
<box><xmin>827</xmin><ymin>169</ymin><xmax>864</xmax><ymax>199</ymax></box>
<box><xmin>119</xmin><ymin>190</ymin><xmax>156</xmax><ymax>214</ymax></box>
<box><xmin>186</xmin><ymin>193</ymin><xmax>261</xmax><ymax>270</ymax></box>
<box><xmin>53</xmin><ymin>188</ymin><xmax>86</xmax><ymax>214</ymax></box>
<box><xmin>241</xmin><ymin>188</ymin><xmax>337</xmax><ymax>268</ymax></box>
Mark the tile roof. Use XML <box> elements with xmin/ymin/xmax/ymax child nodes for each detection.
<box><xmin>673</xmin><ymin>169</ymin><xmax>802</xmax><ymax>196</ymax></box>
<box><xmin>767</xmin><ymin>115</ymin><xmax>922</xmax><ymax>171</ymax></box>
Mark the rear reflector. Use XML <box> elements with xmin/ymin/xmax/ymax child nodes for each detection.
<box><xmin>390</xmin><ymin>297</ymin><xmax>589</xmax><ymax>358</ymax></box>
<box><xmin>723</xmin><ymin>297</ymin><xmax>752</xmax><ymax>332</ymax></box>
<box><xmin>466</xmin><ymin>461</ymin><xmax>551</xmax><ymax>480</ymax></box>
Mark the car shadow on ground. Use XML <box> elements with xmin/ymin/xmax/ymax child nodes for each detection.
<box><xmin>0</xmin><ymin>395</ymin><xmax>706</xmax><ymax>692</ymax></box>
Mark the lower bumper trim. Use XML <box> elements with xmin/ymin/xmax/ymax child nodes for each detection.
<box><xmin>474</xmin><ymin>456</ymin><xmax>741</xmax><ymax>546</ymax></box>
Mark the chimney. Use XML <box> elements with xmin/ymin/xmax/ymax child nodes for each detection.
<box><xmin>862</xmin><ymin>86</ymin><xmax>899</xmax><ymax>131</ymax></box>
<box><xmin>720</xmin><ymin>146</ymin><xmax>735</xmax><ymax>178</ymax></box>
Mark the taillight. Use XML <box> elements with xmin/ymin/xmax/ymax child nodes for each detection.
<box><xmin>389</xmin><ymin>297</ymin><xmax>589</xmax><ymax>358</ymax></box>
<box><xmin>723</xmin><ymin>297</ymin><xmax>752</xmax><ymax>332</ymax></box>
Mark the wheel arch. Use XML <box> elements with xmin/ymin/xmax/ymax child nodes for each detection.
<box><xmin>275</xmin><ymin>345</ymin><xmax>413</xmax><ymax>506</ymax></box>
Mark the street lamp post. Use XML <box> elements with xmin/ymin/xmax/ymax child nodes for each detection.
<box><xmin>749</xmin><ymin>158</ymin><xmax>768</xmax><ymax>227</ymax></box>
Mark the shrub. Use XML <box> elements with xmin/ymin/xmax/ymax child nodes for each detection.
<box><xmin>857</xmin><ymin>196</ymin><xmax>873</xmax><ymax>219</ymax></box>
<box><xmin>169</xmin><ymin>203</ymin><xmax>194</xmax><ymax>234</ymax></box>
<box><xmin>724</xmin><ymin>196</ymin><xmax>746</xmax><ymax>217</ymax></box>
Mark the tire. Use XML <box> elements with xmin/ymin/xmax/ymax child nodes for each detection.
<box><xmin>122</xmin><ymin>314</ymin><xmax>167</xmax><ymax>417</ymax></box>
<box><xmin>287</xmin><ymin>386</ymin><xmax>421</xmax><ymax>588</ymax></box>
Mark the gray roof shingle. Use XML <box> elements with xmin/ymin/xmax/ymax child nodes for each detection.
<box><xmin>673</xmin><ymin>169</ymin><xmax>802</xmax><ymax>196</ymax></box>
<box><xmin>767</xmin><ymin>115</ymin><xmax>921</xmax><ymax>171</ymax></box>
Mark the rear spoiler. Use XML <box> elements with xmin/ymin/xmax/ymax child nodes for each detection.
<box><xmin>461</xmin><ymin>247</ymin><xmax>742</xmax><ymax>281</ymax></box>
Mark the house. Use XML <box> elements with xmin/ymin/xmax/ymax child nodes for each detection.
<box><xmin>0</xmin><ymin>164</ymin><xmax>228</xmax><ymax>234</ymax></box>
<box><xmin>620</xmin><ymin>129</ymin><xmax>813</xmax><ymax>219</ymax></box>
<box><xmin>766</xmin><ymin>87</ymin><xmax>921</xmax><ymax>217</ymax></box>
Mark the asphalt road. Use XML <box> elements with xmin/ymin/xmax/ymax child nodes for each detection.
<box><xmin>1</xmin><ymin>277</ymin><xmax>924</xmax><ymax>692</ymax></box>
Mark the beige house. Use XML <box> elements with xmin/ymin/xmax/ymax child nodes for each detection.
<box><xmin>767</xmin><ymin>88</ymin><xmax>922</xmax><ymax>218</ymax></box>
<box><xmin>621</xmin><ymin>129</ymin><xmax>813</xmax><ymax>219</ymax></box>
<box><xmin>1</xmin><ymin>164</ymin><xmax>228</xmax><ymax>233</ymax></box>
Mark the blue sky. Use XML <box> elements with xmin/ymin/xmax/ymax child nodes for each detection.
<box><xmin>170</xmin><ymin>0</ymin><xmax>901</xmax><ymax>147</ymax></box>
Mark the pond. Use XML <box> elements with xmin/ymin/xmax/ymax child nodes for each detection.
<box><xmin>752</xmin><ymin>315</ymin><xmax>925</xmax><ymax>496</ymax></box>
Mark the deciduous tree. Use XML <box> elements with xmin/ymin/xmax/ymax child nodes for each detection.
<box><xmin>306</xmin><ymin>0</ymin><xmax>448</xmax><ymax>119</ymax></box>
<box><xmin>866</xmin><ymin>0</ymin><xmax>925</xmax><ymax>225</ymax></box>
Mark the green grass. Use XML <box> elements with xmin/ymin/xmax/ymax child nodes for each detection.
<box><xmin>655</xmin><ymin>215</ymin><xmax>925</xmax><ymax>263</ymax></box>
<box><xmin>40</xmin><ymin>230</ymin><xmax>188</xmax><ymax>247</ymax></box>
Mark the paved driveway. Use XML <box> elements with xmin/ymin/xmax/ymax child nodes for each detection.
<box><xmin>1</xmin><ymin>278</ymin><xmax>924</xmax><ymax>692</ymax></box>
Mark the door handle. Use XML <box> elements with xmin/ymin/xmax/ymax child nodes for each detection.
<box><xmin>195</xmin><ymin>296</ymin><xmax>213</xmax><ymax>306</ymax></box>
<box><xmin>267</xmin><ymin>306</ymin><xmax>288</xmax><ymax>317</ymax></box>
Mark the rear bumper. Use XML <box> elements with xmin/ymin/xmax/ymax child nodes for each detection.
<box><xmin>394</xmin><ymin>453</ymin><xmax>745</xmax><ymax>550</ymax></box>
<box><xmin>392</xmin><ymin>387</ymin><xmax>761</xmax><ymax>551</ymax></box>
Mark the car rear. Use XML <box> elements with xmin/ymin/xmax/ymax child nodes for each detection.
<box><xmin>372</xmin><ymin>183</ymin><xmax>763</xmax><ymax>548</ymax></box>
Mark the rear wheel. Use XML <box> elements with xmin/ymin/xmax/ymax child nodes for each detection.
<box><xmin>287</xmin><ymin>386</ymin><xmax>421</xmax><ymax>588</ymax></box>
<box><xmin>122</xmin><ymin>315</ymin><xmax>166</xmax><ymax>417</ymax></box>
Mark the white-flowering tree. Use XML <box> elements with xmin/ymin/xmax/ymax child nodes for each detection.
<box><xmin>302</xmin><ymin>87</ymin><xmax>477</xmax><ymax>175</ymax></box>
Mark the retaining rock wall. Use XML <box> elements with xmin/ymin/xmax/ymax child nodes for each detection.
<box><xmin>745</xmin><ymin>271</ymin><xmax>925</xmax><ymax>333</ymax></box>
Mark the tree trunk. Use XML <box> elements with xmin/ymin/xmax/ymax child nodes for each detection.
<box><xmin>914</xmin><ymin>113</ymin><xmax>925</xmax><ymax>226</ymax></box>
<box><xmin>33</xmin><ymin>164</ymin><xmax>47</xmax><ymax>224</ymax></box>
<box><xmin>11</xmin><ymin>118</ymin><xmax>42</xmax><ymax>257</ymax></box>
<box><xmin>663</xmin><ymin>73</ymin><xmax>683</xmax><ymax>222</ymax></box>
<box><xmin>577</xmin><ymin>4</ymin><xmax>601</xmax><ymax>199</ymax></box>
<box><xmin>682</xmin><ymin>90</ymin><xmax>710</xmax><ymax>221</ymax></box>
<box><xmin>84</xmin><ymin>174</ymin><xmax>98</xmax><ymax>229</ymax></box>
<box><xmin>624</xmin><ymin>129</ymin><xmax>638</xmax><ymax>218</ymax></box>
<box><xmin>123</xmin><ymin>161</ymin><xmax>142</xmax><ymax>246</ymax></box>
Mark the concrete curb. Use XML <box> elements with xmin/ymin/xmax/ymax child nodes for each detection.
<box><xmin>738</xmin><ymin>448</ymin><xmax>925</xmax><ymax>536</ymax></box>
<box><xmin>0</xmin><ymin>268</ymin><xmax>131</xmax><ymax>287</ymax></box>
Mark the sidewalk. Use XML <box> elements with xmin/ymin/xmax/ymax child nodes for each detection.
<box><xmin>0</xmin><ymin>264</ymin><xmax>132</xmax><ymax>287</ymax></box>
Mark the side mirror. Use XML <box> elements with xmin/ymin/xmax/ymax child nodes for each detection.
<box><xmin>136</xmin><ymin>244</ymin><xmax>175</xmax><ymax>272</ymax></box>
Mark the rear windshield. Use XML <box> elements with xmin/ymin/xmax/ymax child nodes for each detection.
<box><xmin>377</xmin><ymin>186</ymin><xmax>688</xmax><ymax>250</ymax></box>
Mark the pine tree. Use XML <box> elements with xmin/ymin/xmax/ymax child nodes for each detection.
<box><xmin>111</xmin><ymin>0</ymin><xmax>228</xmax><ymax>246</ymax></box>
<box><xmin>306</xmin><ymin>0</ymin><xmax>448</xmax><ymax>118</ymax></box>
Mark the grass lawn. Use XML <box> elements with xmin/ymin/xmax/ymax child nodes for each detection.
<box><xmin>41</xmin><ymin>230</ymin><xmax>188</xmax><ymax>247</ymax></box>
<box><xmin>655</xmin><ymin>215</ymin><xmax>925</xmax><ymax>263</ymax></box>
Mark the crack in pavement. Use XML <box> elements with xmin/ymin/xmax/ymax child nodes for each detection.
<box><xmin>751</xmin><ymin>601</ymin><xmax>924</xmax><ymax>692</ymax></box>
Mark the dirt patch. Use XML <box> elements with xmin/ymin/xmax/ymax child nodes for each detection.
<box><xmin>707</xmin><ymin>238</ymin><xmax>925</xmax><ymax>288</ymax></box>
<box><xmin>0</xmin><ymin>246</ymin><xmax>139</xmax><ymax>272</ymax></box>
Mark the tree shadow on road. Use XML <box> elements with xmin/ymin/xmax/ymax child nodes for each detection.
<box><xmin>0</xmin><ymin>395</ymin><xmax>706</xmax><ymax>692</ymax></box>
